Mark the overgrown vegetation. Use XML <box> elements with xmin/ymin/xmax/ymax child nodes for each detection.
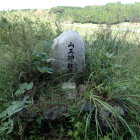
<box><xmin>50</xmin><ymin>3</ymin><xmax>140</xmax><ymax>24</ymax></box>
<box><xmin>0</xmin><ymin>9</ymin><xmax>140</xmax><ymax>140</ymax></box>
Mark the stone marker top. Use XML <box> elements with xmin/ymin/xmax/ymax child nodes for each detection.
<box><xmin>51</xmin><ymin>30</ymin><xmax>85</xmax><ymax>74</ymax></box>
<box><xmin>51</xmin><ymin>30</ymin><xmax>84</xmax><ymax>49</ymax></box>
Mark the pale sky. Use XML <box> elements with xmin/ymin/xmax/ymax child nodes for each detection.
<box><xmin>1</xmin><ymin>0</ymin><xmax>140</xmax><ymax>10</ymax></box>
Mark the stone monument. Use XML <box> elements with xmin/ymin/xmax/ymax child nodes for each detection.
<box><xmin>51</xmin><ymin>30</ymin><xmax>85</xmax><ymax>74</ymax></box>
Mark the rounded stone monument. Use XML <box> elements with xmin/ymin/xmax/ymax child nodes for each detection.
<box><xmin>51</xmin><ymin>30</ymin><xmax>85</xmax><ymax>74</ymax></box>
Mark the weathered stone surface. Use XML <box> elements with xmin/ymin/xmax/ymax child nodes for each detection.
<box><xmin>62</xmin><ymin>82</ymin><xmax>77</xmax><ymax>99</ymax></box>
<box><xmin>43</xmin><ymin>106</ymin><xmax>67</xmax><ymax>120</ymax></box>
<box><xmin>99</xmin><ymin>100</ymin><xmax>127</xmax><ymax>128</ymax></box>
<box><xmin>51</xmin><ymin>30</ymin><xmax>85</xmax><ymax>73</ymax></box>
<box><xmin>81</xmin><ymin>102</ymin><xmax>94</xmax><ymax>112</ymax></box>
<box><xmin>62</xmin><ymin>82</ymin><xmax>76</xmax><ymax>90</ymax></box>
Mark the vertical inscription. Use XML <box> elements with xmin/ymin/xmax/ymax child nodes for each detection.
<box><xmin>67</xmin><ymin>42</ymin><xmax>75</xmax><ymax>73</ymax></box>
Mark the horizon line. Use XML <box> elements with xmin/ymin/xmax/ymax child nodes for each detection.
<box><xmin>1</xmin><ymin>2</ymin><xmax>140</xmax><ymax>11</ymax></box>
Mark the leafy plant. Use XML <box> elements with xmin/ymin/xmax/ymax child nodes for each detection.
<box><xmin>34</xmin><ymin>52</ymin><xmax>54</xmax><ymax>74</ymax></box>
<box><xmin>0</xmin><ymin>83</ymin><xmax>33</xmax><ymax>136</ymax></box>
<box><xmin>15</xmin><ymin>82</ymin><xmax>33</xmax><ymax>96</ymax></box>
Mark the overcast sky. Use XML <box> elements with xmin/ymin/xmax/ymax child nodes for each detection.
<box><xmin>1</xmin><ymin>0</ymin><xmax>140</xmax><ymax>10</ymax></box>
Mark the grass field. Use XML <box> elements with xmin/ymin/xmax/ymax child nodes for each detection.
<box><xmin>61</xmin><ymin>22</ymin><xmax>140</xmax><ymax>43</ymax></box>
<box><xmin>0</xmin><ymin>11</ymin><xmax>140</xmax><ymax>140</ymax></box>
<box><xmin>62</xmin><ymin>22</ymin><xmax>140</xmax><ymax>30</ymax></box>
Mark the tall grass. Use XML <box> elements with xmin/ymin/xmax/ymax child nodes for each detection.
<box><xmin>81</xmin><ymin>28</ymin><xmax>140</xmax><ymax>139</ymax></box>
<box><xmin>65</xmin><ymin>28</ymin><xmax>140</xmax><ymax>139</ymax></box>
<box><xmin>0</xmin><ymin>11</ymin><xmax>57</xmax><ymax>102</ymax></box>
